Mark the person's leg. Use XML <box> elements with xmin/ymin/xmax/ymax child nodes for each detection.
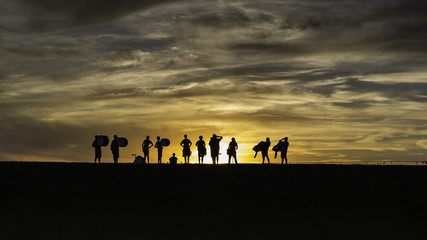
<box><xmin>234</xmin><ymin>154</ymin><xmax>238</xmax><ymax>164</ymax></box>
<box><xmin>267</xmin><ymin>155</ymin><xmax>270</xmax><ymax>164</ymax></box>
<box><xmin>228</xmin><ymin>155</ymin><xmax>231</xmax><ymax>164</ymax></box>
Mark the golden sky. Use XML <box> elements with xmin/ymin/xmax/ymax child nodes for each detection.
<box><xmin>0</xmin><ymin>0</ymin><xmax>426</xmax><ymax>164</ymax></box>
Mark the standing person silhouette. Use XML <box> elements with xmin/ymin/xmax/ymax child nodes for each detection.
<box><xmin>142</xmin><ymin>136</ymin><xmax>154</xmax><ymax>164</ymax></box>
<box><xmin>209</xmin><ymin>134</ymin><xmax>223</xmax><ymax>164</ymax></box>
<box><xmin>92</xmin><ymin>135</ymin><xmax>102</xmax><ymax>163</ymax></box>
<box><xmin>111</xmin><ymin>135</ymin><xmax>119</xmax><ymax>164</ymax></box>
<box><xmin>154</xmin><ymin>136</ymin><xmax>163</xmax><ymax>164</ymax></box>
<box><xmin>180</xmin><ymin>134</ymin><xmax>192</xmax><ymax>164</ymax></box>
<box><xmin>261</xmin><ymin>137</ymin><xmax>271</xmax><ymax>164</ymax></box>
<box><xmin>196</xmin><ymin>136</ymin><xmax>206</xmax><ymax>164</ymax></box>
<box><xmin>280</xmin><ymin>137</ymin><xmax>289</xmax><ymax>164</ymax></box>
<box><xmin>227</xmin><ymin>137</ymin><xmax>238</xmax><ymax>164</ymax></box>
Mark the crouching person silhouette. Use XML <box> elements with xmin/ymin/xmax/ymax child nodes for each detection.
<box><xmin>169</xmin><ymin>153</ymin><xmax>178</xmax><ymax>165</ymax></box>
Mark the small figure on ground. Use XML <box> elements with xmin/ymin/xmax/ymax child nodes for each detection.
<box><xmin>169</xmin><ymin>153</ymin><xmax>178</xmax><ymax>165</ymax></box>
<box><xmin>209</xmin><ymin>134</ymin><xmax>223</xmax><ymax>164</ymax></box>
<box><xmin>92</xmin><ymin>135</ymin><xmax>102</xmax><ymax>163</ymax></box>
<box><xmin>196</xmin><ymin>136</ymin><xmax>206</xmax><ymax>164</ymax></box>
<box><xmin>111</xmin><ymin>135</ymin><xmax>120</xmax><ymax>164</ymax></box>
<box><xmin>227</xmin><ymin>137</ymin><xmax>238</xmax><ymax>164</ymax></box>
<box><xmin>132</xmin><ymin>154</ymin><xmax>145</xmax><ymax>164</ymax></box>
<box><xmin>142</xmin><ymin>136</ymin><xmax>154</xmax><ymax>164</ymax></box>
<box><xmin>279</xmin><ymin>137</ymin><xmax>289</xmax><ymax>164</ymax></box>
<box><xmin>155</xmin><ymin>136</ymin><xmax>163</xmax><ymax>164</ymax></box>
<box><xmin>180</xmin><ymin>134</ymin><xmax>192</xmax><ymax>164</ymax></box>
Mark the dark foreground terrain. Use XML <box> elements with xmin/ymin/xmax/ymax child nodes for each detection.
<box><xmin>1</xmin><ymin>162</ymin><xmax>426</xmax><ymax>239</ymax></box>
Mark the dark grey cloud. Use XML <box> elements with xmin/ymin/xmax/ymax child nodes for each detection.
<box><xmin>230</xmin><ymin>42</ymin><xmax>312</xmax><ymax>56</ymax></box>
<box><xmin>3</xmin><ymin>0</ymin><xmax>181</xmax><ymax>32</ymax></box>
<box><xmin>183</xmin><ymin>6</ymin><xmax>263</xmax><ymax>28</ymax></box>
<box><xmin>2</xmin><ymin>45</ymin><xmax>83</xmax><ymax>59</ymax></box>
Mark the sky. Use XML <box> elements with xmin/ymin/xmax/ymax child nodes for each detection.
<box><xmin>0</xmin><ymin>0</ymin><xmax>426</xmax><ymax>164</ymax></box>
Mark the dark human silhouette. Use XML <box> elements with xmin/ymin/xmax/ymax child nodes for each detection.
<box><xmin>169</xmin><ymin>153</ymin><xmax>177</xmax><ymax>165</ymax></box>
<box><xmin>262</xmin><ymin>137</ymin><xmax>271</xmax><ymax>164</ymax></box>
<box><xmin>227</xmin><ymin>137</ymin><xmax>238</xmax><ymax>164</ymax></box>
<box><xmin>209</xmin><ymin>134</ymin><xmax>223</xmax><ymax>164</ymax></box>
<box><xmin>142</xmin><ymin>136</ymin><xmax>154</xmax><ymax>164</ymax></box>
<box><xmin>92</xmin><ymin>135</ymin><xmax>102</xmax><ymax>163</ymax></box>
<box><xmin>154</xmin><ymin>136</ymin><xmax>163</xmax><ymax>164</ymax></box>
<box><xmin>180</xmin><ymin>134</ymin><xmax>192</xmax><ymax>164</ymax></box>
<box><xmin>255</xmin><ymin>137</ymin><xmax>271</xmax><ymax>164</ymax></box>
<box><xmin>196</xmin><ymin>136</ymin><xmax>206</xmax><ymax>164</ymax></box>
<box><xmin>110</xmin><ymin>135</ymin><xmax>119</xmax><ymax>164</ymax></box>
<box><xmin>279</xmin><ymin>137</ymin><xmax>289</xmax><ymax>164</ymax></box>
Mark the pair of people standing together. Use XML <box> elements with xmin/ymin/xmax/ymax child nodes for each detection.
<box><xmin>141</xmin><ymin>136</ymin><xmax>164</xmax><ymax>164</ymax></box>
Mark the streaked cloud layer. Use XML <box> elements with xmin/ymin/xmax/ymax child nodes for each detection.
<box><xmin>1</xmin><ymin>0</ymin><xmax>426</xmax><ymax>163</ymax></box>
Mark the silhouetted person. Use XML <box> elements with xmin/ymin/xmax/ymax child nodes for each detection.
<box><xmin>209</xmin><ymin>134</ymin><xmax>223</xmax><ymax>164</ymax></box>
<box><xmin>227</xmin><ymin>137</ymin><xmax>238</xmax><ymax>164</ymax></box>
<box><xmin>180</xmin><ymin>134</ymin><xmax>192</xmax><ymax>164</ymax></box>
<box><xmin>260</xmin><ymin>137</ymin><xmax>271</xmax><ymax>164</ymax></box>
<box><xmin>169</xmin><ymin>153</ymin><xmax>178</xmax><ymax>165</ymax></box>
<box><xmin>279</xmin><ymin>137</ymin><xmax>289</xmax><ymax>164</ymax></box>
<box><xmin>111</xmin><ymin>135</ymin><xmax>119</xmax><ymax>164</ymax></box>
<box><xmin>154</xmin><ymin>136</ymin><xmax>163</xmax><ymax>164</ymax></box>
<box><xmin>196</xmin><ymin>136</ymin><xmax>206</xmax><ymax>164</ymax></box>
<box><xmin>142</xmin><ymin>136</ymin><xmax>154</xmax><ymax>164</ymax></box>
<box><xmin>92</xmin><ymin>135</ymin><xmax>102</xmax><ymax>163</ymax></box>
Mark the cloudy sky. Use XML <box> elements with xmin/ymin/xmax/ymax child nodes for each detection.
<box><xmin>1</xmin><ymin>0</ymin><xmax>426</xmax><ymax>164</ymax></box>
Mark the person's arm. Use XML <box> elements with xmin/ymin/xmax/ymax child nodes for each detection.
<box><xmin>180</xmin><ymin>140</ymin><xmax>184</xmax><ymax>147</ymax></box>
<box><xmin>149</xmin><ymin>140</ymin><xmax>154</xmax><ymax>148</ymax></box>
<box><xmin>218</xmin><ymin>136</ymin><xmax>223</xmax><ymax>141</ymax></box>
<box><xmin>236</xmin><ymin>143</ymin><xmax>238</xmax><ymax>150</ymax></box>
<box><xmin>189</xmin><ymin>141</ymin><xmax>192</xmax><ymax>147</ymax></box>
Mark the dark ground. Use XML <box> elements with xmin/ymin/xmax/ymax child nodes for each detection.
<box><xmin>1</xmin><ymin>162</ymin><xmax>426</xmax><ymax>240</ymax></box>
